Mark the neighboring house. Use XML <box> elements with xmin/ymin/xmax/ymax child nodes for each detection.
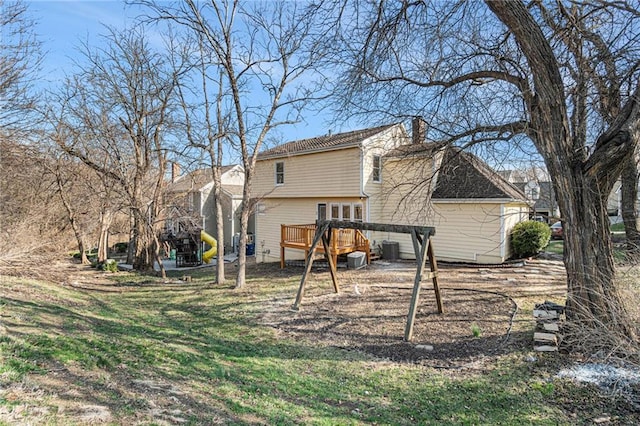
<box><xmin>519</xmin><ymin>181</ymin><xmax>559</xmax><ymax>221</ymax></box>
<box><xmin>501</xmin><ymin>170</ymin><xmax>639</xmax><ymax>223</ymax></box>
<box><xmin>498</xmin><ymin>169</ymin><xmax>559</xmax><ymax>222</ymax></box>
<box><xmin>606</xmin><ymin>179</ymin><xmax>640</xmax><ymax>224</ymax></box>
<box><xmin>252</xmin><ymin>120</ymin><xmax>529</xmax><ymax>265</ymax></box>
<box><xmin>164</xmin><ymin>164</ymin><xmax>250</xmax><ymax>254</ymax></box>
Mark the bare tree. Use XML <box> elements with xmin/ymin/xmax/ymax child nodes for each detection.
<box><xmin>46</xmin><ymin>154</ymin><xmax>95</xmax><ymax>264</ymax></box>
<box><xmin>0</xmin><ymin>139</ymin><xmax>71</xmax><ymax>262</ymax></box>
<box><xmin>332</xmin><ymin>0</ymin><xmax>639</xmax><ymax>344</ymax></box>
<box><xmin>0</xmin><ymin>0</ymin><xmax>41</xmax><ymax>133</ymax></box>
<box><xmin>52</xmin><ymin>26</ymin><xmax>179</xmax><ymax>275</ymax></box>
<box><xmin>140</xmin><ymin>0</ymin><xmax>328</xmax><ymax>287</ymax></box>
<box><xmin>538</xmin><ymin>1</ymin><xmax>640</xmax><ymax>256</ymax></box>
<box><xmin>171</xmin><ymin>31</ymin><xmax>231</xmax><ymax>285</ymax></box>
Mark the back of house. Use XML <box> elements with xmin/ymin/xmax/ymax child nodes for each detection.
<box><xmin>252</xmin><ymin>120</ymin><xmax>529</xmax><ymax>265</ymax></box>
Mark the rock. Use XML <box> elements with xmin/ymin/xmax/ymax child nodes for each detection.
<box><xmin>416</xmin><ymin>344</ymin><xmax>434</xmax><ymax>351</ymax></box>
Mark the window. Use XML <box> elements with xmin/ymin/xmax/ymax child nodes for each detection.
<box><xmin>275</xmin><ymin>162</ymin><xmax>284</xmax><ymax>185</ymax></box>
<box><xmin>342</xmin><ymin>204</ymin><xmax>351</xmax><ymax>221</ymax></box>
<box><xmin>354</xmin><ymin>204</ymin><xmax>363</xmax><ymax>222</ymax></box>
<box><xmin>372</xmin><ymin>155</ymin><xmax>381</xmax><ymax>182</ymax></box>
<box><xmin>327</xmin><ymin>202</ymin><xmax>363</xmax><ymax>221</ymax></box>
<box><xmin>330</xmin><ymin>203</ymin><xmax>340</xmax><ymax>220</ymax></box>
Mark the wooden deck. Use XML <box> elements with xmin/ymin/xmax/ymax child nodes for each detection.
<box><xmin>280</xmin><ymin>224</ymin><xmax>370</xmax><ymax>268</ymax></box>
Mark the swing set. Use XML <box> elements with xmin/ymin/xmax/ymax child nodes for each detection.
<box><xmin>292</xmin><ymin>220</ymin><xmax>444</xmax><ymax>341</ymax></box>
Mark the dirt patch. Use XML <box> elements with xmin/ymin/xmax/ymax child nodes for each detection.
<box><xmin>257</xmin><ymin>257</ymin><xmax>568</xmax><ymax>368</ymax></box>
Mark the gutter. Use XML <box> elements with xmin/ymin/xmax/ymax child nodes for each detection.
<box><xmin>500</xmin><ymin>204</ymin><xmax>506</xmax><ymax>260</ymax></box>
<box><xmin>432</xmin><ymin>198</ymin><xmax>526</xmax><ymax>204</ymax></box>
<box><xmin>257</xmin><ymin>143</ymin><xmax>361</xmax><ymax>161</ymax></box>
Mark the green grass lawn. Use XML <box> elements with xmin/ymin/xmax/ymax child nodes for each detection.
<box><xmin>545</xmin><ymin>233</ymin><xmax>628</xmax><ymax>261</ymax></box>
<box><xmin>544</xmin><ymin>240</ymin><xmax>564</xmax><ymax>255</ymax></box>
<box><xmin>610</xmin><ymin>222</ymin><xmax>625</xmax><ymax>232</ymax></box>
<box><xmin>0</xmin><ymin>263</ymin><xmax>634</xmax><ymax>425</ymax></box>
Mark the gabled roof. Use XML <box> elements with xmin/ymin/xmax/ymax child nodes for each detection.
<box><xmin>432</xmin><ymin>148</ymin><xmax>526</xmax><ymax>201</ymax></box>
<box><xmin>257</xmin><ymin>123</ymin><xmax>400</xmax><ymax>160</ymax></box>
<box><xmin>167</xmin><ymin>165</ymin><xmax>237</xmax><ymax>193</ymax></box>
<box><xmin>514</xmin><ymin>181</ymin><xmax>556</xmax><ymax>210</ymax></box>
<box><xmin>384</xmin><ymin>141</ymin><xmax>446</xmax><ymax>158</ymax></box>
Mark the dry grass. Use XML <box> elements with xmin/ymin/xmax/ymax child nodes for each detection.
<box><xmin>560</xmin><ymin>263</ymin><xmax>640</xmax><ymax>367</ymax></box>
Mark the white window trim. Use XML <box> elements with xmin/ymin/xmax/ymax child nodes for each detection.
<box><xmin>372</xmin><ymin>155</ymin><xmax>382</xmax><ymax>183</ymax></box>
<box><xmin>330</xmin><ymin>203</ymin><xmax>340</xmax><ymax>220</ymax></box>
<box><xmin>354</xmin><ymin>203</ymin><xmax>363</xmax><ymax>222</ymax></box>
<box><xmin>341</xmin><ymin>203</ymin><xmax>352</xmax><ymax>221</ymax></box>
<box><xmin>317</xmin><ymin>203</ymin><xmax>327</xmax><ymax>221</ymax></box>
<box><xmin>275</xmin><ymin>161</ymin><xmax>284</xmax><ymax>186</ymax></box>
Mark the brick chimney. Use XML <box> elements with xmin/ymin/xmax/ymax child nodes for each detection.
<box><xmin>171</xmin><ymin>162</ymin><xmax>181</xmax><ymax>183</ymax></box>
<box><xmin>412</xmin><ymin>116</ymin><xmax>427</xmax><ymax>144</ymax></box>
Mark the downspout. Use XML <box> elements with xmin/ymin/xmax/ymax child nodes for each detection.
<box><xmin>201</xmin><ymin>189</ymin><xmax>206</xmax><ymax>231</ymax></box>
<box><xmin>500</xmin><ymin>203</ymin><xmax>506</xmax><ymax>261</ymax></box>
<box><xmin>359</xmin><ymin>146</ymin><xmax>370</xmax><ymax>221</ymax></box>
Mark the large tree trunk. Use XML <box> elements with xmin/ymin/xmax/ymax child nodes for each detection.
<box><xmin>488</xmin><ymin>1</ymin><xmax>639</xmax><ymax>344</ymax></box>
<box><xmin>621</xmin><ymin>154</ymin><xmax>640</xmax><ymax>255</ymax></box>
<box><xmin>555</xmin><ymin>171</ymin><xmax>636</xmax><ymax>340</ymax></box>
<box><xmin>131</xmin><ymin>209</ymin><xmax>155</xmax><ymax>272</ymax></box>
<box><xmin>68</xmin><ymin>215</ymin><xmax>89</xmax><ymax>265</ymax></box>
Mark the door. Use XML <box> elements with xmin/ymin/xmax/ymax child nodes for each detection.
<box><xmin>317</xmin><ymin>203</ymin><xmax>327</xmax><ymax>222</ymax></box>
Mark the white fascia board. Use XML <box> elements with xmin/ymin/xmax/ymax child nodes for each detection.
<box><xmin>432</xmin><ymin>198</ymin><xmax>522</xmax><ymax>204</ymax></box>
<box><xmin>200</xmin><ymin>181</ymin><xmax>215</xmax><ymax>192</ymax></box>
<box><xmin>257</xmin><ymin>144</ymin><xmax>361</xmax><ymax>161</ymax></box>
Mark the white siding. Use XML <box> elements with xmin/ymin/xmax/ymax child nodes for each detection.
<box><xmin>501</xmin><ymin>203</ymin><xmax>530</xmax><ymax>260</ymax></box>
<box><xmin>411</xmin><ymin>202</ymin><xmax>523</xmax><ymax>263</ymax></box>
<box><xmin>221</xmin><ymin>166</ymin><xmax>245</xmax><ymax>186</ymax></box>
<box><xmin>254</xmin><ymin>148</ymin><xmax>362</xmax><ymax>198</ymax></box>
<box><xmin>361</xmin><ymin>126</ymin><xmax>409</xmax><ymax>188</ymax></box>
<box><xmin>255</xmin><ymin>197</ymin><xmax>367</xmax><ymax>263</ymax></box>
<box><xmin>368</xmin><ymin>202</ymin><xmax>528</xmax><ymax>264</ymax></box>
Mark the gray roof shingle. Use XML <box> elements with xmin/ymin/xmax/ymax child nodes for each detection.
<box><xmin>432</xmin><ymin>148</ymin><xmax>526</xmax><ymax>200</ymax></box>
<box><xmin>257</xmin><ymin>123</ymin><xmax>399</xmax><ymax>160</ymax></box>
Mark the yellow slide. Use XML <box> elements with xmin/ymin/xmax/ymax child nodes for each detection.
<box><xmin>200</xmin><ymin>230</ymin><xmax>218</xmax><ymax>264</ymax></box>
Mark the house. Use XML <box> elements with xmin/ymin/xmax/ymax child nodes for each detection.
<box><xmin>252</xmin><ymin>119</ymin><xmax>530</xmax><ymax>265</ymax></box>
<box><xmin>501</xmin><ymin>169</ymin><xmax>640</xmax><ymax>225</ymax></box>
<box><xmin>518</xmin><ymin>181</ymin><xmax>559</xmax><ymax>222</ymax></box>
<box><xmin>498</xmin><ymin>169</ymin><xmax>559</xmax><ymax>222</ymax></box>
<box><xmin>164</xmin><ymin>164</ymin><xmax>251</xmax><ymax>254</ymax></box>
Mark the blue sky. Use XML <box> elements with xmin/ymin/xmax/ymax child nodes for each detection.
<box><xmin>31</xmin><ymin>1</ymin><xmax>135</xmax><ymax>83</ymax></box>
<box><xmin>28</xmin><ymin>0</ymin><xmax>360</xmax><ymax>145</ymax></box>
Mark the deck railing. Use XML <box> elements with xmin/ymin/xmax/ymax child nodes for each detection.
<box><xmin>281</xmin><ymin>224</ymin><xmax>316</xmax><ymax>247</ymax></box>
<box><xmin>280</xmin><ymin>223</ymin><xmax>370</xmax><ymax>267</ymax></box>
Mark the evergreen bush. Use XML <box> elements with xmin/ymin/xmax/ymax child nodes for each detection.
<box><xmin>511</xmin><ymin>220</ymin><xmax>551</xmax><ymax>258</ymax></box>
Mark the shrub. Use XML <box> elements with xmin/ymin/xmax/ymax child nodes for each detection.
<box><xmin>511</xmin><ymin>220</ymin><xmax>551</xmax><ymax>258</ymax></box>
<box><xmin>96</xmin><ymin>259</ymin><xmax>119</xmax><ymax>273</ymax></box>
<box><xmin>113</xmin><ymin>242</ymin><xmax>128</xmax><ymax>253</ymax></box>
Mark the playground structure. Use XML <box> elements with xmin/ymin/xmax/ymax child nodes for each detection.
<box><xmin>201</xmin><ymin>230</ymin><xmax>217</xmax><ymax>263</ymax></box>
<box><xmin>292</xmin><ymin>220</ymin><xmax>442</xmax><ymax>341</ymax></box>
<box><xmin>161</xmin><ymin>229</ymin><xmax>218</xmax><ymax>268</ymax></box>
